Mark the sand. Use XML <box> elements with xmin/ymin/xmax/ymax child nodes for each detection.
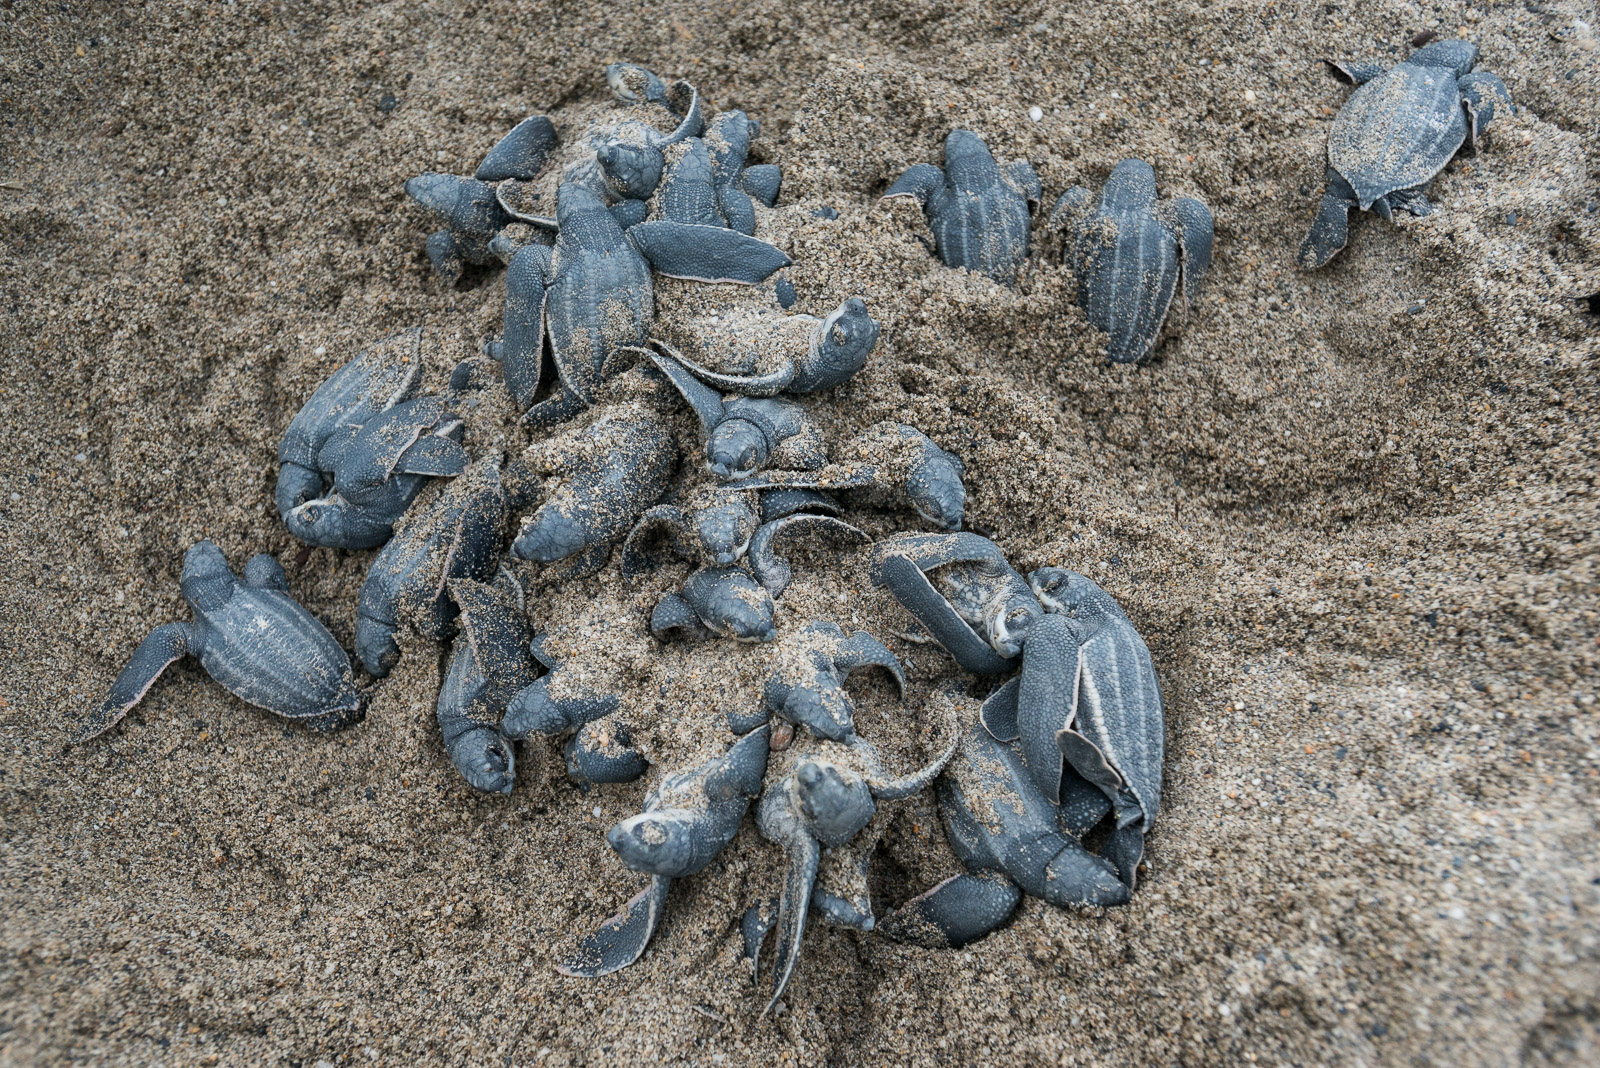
<box><xmin>3</xmin><ymin>1</ymin><xmax>1599</xmax><ymax>1065</ymax></box>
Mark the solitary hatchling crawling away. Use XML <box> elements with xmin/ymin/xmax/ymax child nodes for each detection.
<box><xmin>75</xmin><ymin>542</ymin><xmax>362</xmax><ymax>743</ymax></box>
<box><xmin>1299</xmin><ymin>39</ymin><xmax>1513</xmax><ymax>268</ymax></box>
<box><xmin>1051</xmin><ymin>159</ymin><xmax>1213</xmax><ymax>364</ymax></box>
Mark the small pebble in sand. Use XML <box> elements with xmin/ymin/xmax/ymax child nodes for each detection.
<box><xmin>1244</xmin><ymin>90</ymin><xmax>1256</xmax><ymax>102</ymax></box>
<box><xmin>1028</xmin><ymin>106</ymin><xmax>1043</xmax><ymax>122</ymax></box>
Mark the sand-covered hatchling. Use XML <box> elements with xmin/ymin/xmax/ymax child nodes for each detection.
<box><xmin>1299</xmin><ymin>39</ymin><xmax>1513</xmax><ymax>269</ymax></box>
<box><xmin>75</xmin><ymin>542</ymin><xmax>362</xmax><ymax>743</ymax></box>
<box><xmin>1050</xmin><ymin>159</ymin><xmax>1214</xmax><ymax>364</ymax></box>
<box><xmin>884</xmin><ymin>129</ymin><xmax>1041</xmax><ymax>285</ymax></box>
<box><xmin>655</xmin><ymin>297</ymin><xmax>880</xmax><ymax>397</ymax></box>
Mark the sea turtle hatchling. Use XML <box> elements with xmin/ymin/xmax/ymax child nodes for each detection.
<box><xmin>733</xmin><ymin>422</ymin><xmax>967</xmax><ymax>532</ymax></box>
<box><xmin>650</xmin><ymin>566</ymin><xmax>778</xmax><ymax>644</ymax></box>
<box><xmin>621</xmin><ymin>487</ymin><xmax>866</xmax><ymax>596</ymax></box>
<box><xmin>728</xmin><ymin>621</ymin><xmax>906</xmax><ymax>743</ymax></box>
<box><xmin>879</xmin><ymin>722</ymin><xmax>1130</xmax><ymax>949</ymax></box>
<box><xmin>275</xmin><ymin>328</ymin><xmax>424</xmax><ymax>520</ymax></box>
<box><xmin>883</xmin><ymin>129</ymin><xmax>1041</xmax><ymax>286</ymax></box>
<box><xmin>510</xmin><ymin>404</ymin><xmax>678</xmax><ymax>576</ymax></box>
<box><xmin>74</xmin><ymin>542</ymin><xmax>361</xmax><ymax>743</ymax></box>
<box><xmin>1050</xmin><ymin>159</ymin><xmax>1214</xmax><ymax>364</ymax></box>
<box><xmin>283</xmin><ymin>393</ymin><xmax>469</xmax><ymax>550</ymax></box>
<box><xmin>434</xmin><ymin>575</ymin><xmax>538</xmax><ymax>795</ymax></box>
<box><xmin>1299</xmin><ymin>39</ymin><xmax>1513</xmax><ymax>269</ymax></box>
<box><xmin>656</xmin><ymin>297</ymin><xmax>880</xmax><ymax>398</ymax></box>
<box><xmin>355</xmin><ymin>454</ymin><xmax>535</xmax><ymax>678</ymax></box>
<box><xmin>751</xmin><ymin>728</ymin><xmax>956</xmax><ymax>1012</ymax></box>
<box><xmin>646</xmin><ymin>343</ymin><xmax>827</xmax><ymax>481</ymax></box>
<box><xmin>559</xmin><ymin>725</ymin><xmax>772</xmax><ymax>977</ymax></box>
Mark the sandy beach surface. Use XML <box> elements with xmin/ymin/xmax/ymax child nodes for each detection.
<box><xmin>3</xmin><ymin>1</ymin><xmax>1598</xmax><ymax>1065</ymax></box>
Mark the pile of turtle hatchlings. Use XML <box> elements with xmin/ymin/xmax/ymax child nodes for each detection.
<box><xmin>79</xmin><ymin>46</ymin><xmax>1514</xmax><ymax>1010</ymax></box>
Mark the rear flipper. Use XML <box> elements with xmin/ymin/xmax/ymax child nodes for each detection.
<box><xmin>979</xmin><ymin>676</ymin><xmax>1021</xmax><ymax>741</ymax></box>
<box><xmin>565</xmin><ymin>719</ymin><xmax>648</xmax><ymax>784</ymax></box>
<box><xmin>1323</xmin><ymin>59</ymin><xmax>1387</xmax><ymax>85</ymax></box>
<box><xmin>1172</xmin><ymin>196</ymin><xmax>1215</xmax><ymax>308</ymax></box>
<box><xmin>610</xmin><ymin>198</ymin><xmax>650</xmax><ymax>230</ymax></box>
<box><xmin>74</xmin><ymin>622</ymin><xmax>195</xmax><ymax>743</ymax></box>
<box><xmin>557</xmin><ymin>874</ymin><xmax>673</xmax><ymax>977</ymax></box>
<box><xmin>878</xmin><ymin>870</ymin><xmax>1022</xmax><ymax>949</ymax></box>
<box><xmin>1006</xmin><ymin>160</ymin><xmax>1043</xmax><ymax>209</ymax></box>
<box><xmin>740</xmin><ymin>898</ymin><xmax>779</xmax><ymax>980</ymax></box>
<box><xmin>742</xmin><ymin>164</ymin><xmax>782</xmax><ymax>208</ymax></box>
<box><xmin>629</xmin><ymin>221</ymin><xmax>791</xmax><ymax>284</ymax></box>
<box><xmin>1298</xmin><ymin>167</ymin><xmax>1357</xmax><ymax>269</ymax></box>
<box><xmin>1385</xmin><ymin>186</ymin><xmax>1433</xmax><ymax>218</ymax></box>
<box><xmin>718</xmin><ymin>185</ymin><xmax>757</xmax><ymax>235</ymax></box>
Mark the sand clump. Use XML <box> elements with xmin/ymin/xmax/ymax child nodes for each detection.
<box><xmin>3</xmin><ymin>2</ymin><xmax>1599</xmax><ymax>1066</ymax></box>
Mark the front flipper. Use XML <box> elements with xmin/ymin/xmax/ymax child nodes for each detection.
<box><xmin>874</xmin><ymin>554</ymin><xmax>1012</xmax><ymax>675</ymax></box>
<box><xmin>1056</xmin><ymin>727</ymin><xmax>1124</xmax><ymax>803</ymax></box>
<box><xmin>74</xmin><ymin>622</ymin><xmax>195</xmax><ymax>743</ymax></box>
<box><xmin>834</xmin><ymin>629</ymin><xmax>906</xmax><ymax>697</ymax></box>
<box><xmin>667</xmin><ymin>346</ymin><xmax>796</xmax><ymax>398</ymax></box>
<box><xmin>644</xmin><ymin>342</ymin><xmax>727</xmax><ymax>436</ymax></box>
<box><xmin>1016</xmin><ymin>615</ymin><xmax>1082</xmax><ymax>805</ymax></box>
<box><xmin>765</xmin><ymin>830</ymin><xmax>821</xmax><ymax>1014</ymax></box>
<box><xmin>621</xmin><ymin>504</ymin><xmax>689</xmax><ymax>581</ymax></box>
<box><xmin>475</xmin><ymin>114</ymin><xmax>558</xmax><ymax>182</ymax></box>
<box><xmin>878</xmin><ymin>870</ymin><xmax>1022</xmax><ymax>949</ymax></box>
<box><xmin>557</xmin><ymin>874</ymin><xmax>673</xmax><ymax>977</ymax></box>
<box><xmin>1299</xmin><ymin>167</ymin><xmax>1357</xmax><ymax>270</ymax></box>
<box><xmin>629</xmin><ymin>221</ymin><xmax>791</xmax><ymax>284</ymax></box>
<box><xmin>394</xmin><ymin>433</ymin><xmax>470</xmax><ymax>478</ymax></box>
<box><xmin>1171</xmin><ymin>196</ymin><xmax>1214</xmax><ymax>309</ymax></box>
<box><xmin>650</xmin><ymin>592</ymin><xmax>709</xmax><ymax>642</ymax></box>
<box><xmin>1101</xmin><ymin>823</ymin><xmax>1146</xmax><ymax>890</ymax></box>
<box><xmin>882</xmin><ymin>163</ymin><xmax>945</xmax><ymax>207</ymax></box>
<box><xmin>494</xmin><ymin>245</ymin><xmax>551</xmax><ymax>411</ymax></box>
<box><xmin>1323</xmin><ymin>58</ymin><xmax>1387</xmax><ymax>85</ymax></box>
<box><xmin>242</xmin><ymin>554</ymin><xmax>290</xmax><ymax>592</ymax></box>
<box><xmin>501</xmin><ymin>676</ymin><xmax>619</xmax><ymax>739</ymax></box>
<box><xmin>868</xmin><ymin>733</ymin><xmax>959</xmax><ymax>802</ymax></box>
<box><xmin>978</xmin><ymin>675</ymin><xmax>1021</xmax><ymax>742</ymax></box>
<box><xmin>748</xmin><ymin>514</ymin><xmax>868</xmax><ymax>595</ymax></box>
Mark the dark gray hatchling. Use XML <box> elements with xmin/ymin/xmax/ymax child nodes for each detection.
<box><xmin>727</xmin><ymin>622</ymin><xmax>906</xmax><ymax>743</ymax></box>
<box><xmin>510</xmin><ymin>404</ymin><xmax>678</xmax><ymax>577</ymax></box>
<box><xmin>486</xmin><ymin>181</ymin><xmax>791</xmax><ymax>428</ymax></box>
<box><xmin>883</xmin><ymin>129</ymin><xmax>1041</xmax><ymax>286</ymax></box>
<box><xmin>646</xmin><ymin>343</ymin><xmax>827</xmax><ymax>481</ymax></box>
<box><xmin>735</xmin><ymin>422</ymin><xmax>967</xmax><ymax>532</ymax></box>
<box><xmin>1050</xmin><ymin>159</ymin><xmax>1214</xmax><ymax>364</ymax></box>
<box><xmin>751</xmin><ymin>728</ymin><xmax>956</xmax><ymax>1013</ymax></box>
<box><xmin>650</xmin><ymin>565</ymin><xmax>777</xmax><ymax>644</ymax></box>
<box><xmin>984</xmin><ymin>566</ymin><xmax>1165</xmax><ymax>885</ymax></box>
<box><xmin>404</xmin><ymin>115</ymin><xmax>559</xmax><ymax>283</ymax></box>
<box><xmin>434</xmin><ymin>575</ymin><xmax>539</xmax><ymax>795</ymax></box>
<box><xmin>74</xmin><ymin>542</ymin><xmax>361</xmax><ymax>743</ymax></box>
<box><xmin>1300</xmin><ymin>39</ymin><xmax>1513</xmax><ymax>268</ymax></box>
<box><xmin>284</xmin><ymin>393</ymin><xmax>469</xmax><ymax>550</ymax></box>
<box><xmin>356</xmin><ymin>454</ymin><xmax>535</xmax><ymax>677</ymax></box>
<box><xmin>879</xmin><ymin>721</ymin><xmax>1129</xmax><ymax>950</ymax></box>
<box><xmin>275</xmin><ymin>328</ymin><xmax>424</xmax><ymax>520</ymax></box>
<box><xmin>657</xmin><ymin>297</ymin><xmax>880</xmax><ymax>398</ymax></box>
<box><xmin>559</xmin><ymin>725</ymin><xmax>772</xmax><ymax>978</ymax></box>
